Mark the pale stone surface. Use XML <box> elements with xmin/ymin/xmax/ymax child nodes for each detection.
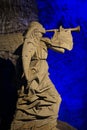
<box><xmin>10</xmin><ymin>21</ymin><xmax>76</xmax><ymax>130</ymax></box>
<box><xmin>0</xmin><ymin>33</ymin><xmax>23</xmax><ymax>52</ymax></box>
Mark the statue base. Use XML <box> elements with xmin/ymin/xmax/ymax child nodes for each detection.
<box><xmin>57</xmin><ymin>120</ymin><xmax>77</xmax><ymax>130</ymax></box>
<box><xmin>10</xmin><ymin>119</ymin><xmax>77</xmax><ymax>130</ymax></box>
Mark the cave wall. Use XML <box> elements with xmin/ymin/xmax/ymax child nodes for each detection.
<box><xmin>0</xmin><ymin>0</ymin><xmax>38</xmax><ymax>33</ymax></box>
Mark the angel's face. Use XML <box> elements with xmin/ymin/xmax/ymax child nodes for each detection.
<box><xmin>34</xmin><ymin>29</ymin><xmax>43</xmax><ymax>39</ymax></box>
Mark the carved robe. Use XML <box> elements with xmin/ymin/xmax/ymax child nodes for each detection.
<box><xmin>10</xmin><ymin>21</ymin><xmax>73</xmax><ymax>130</ymax></box>
<box><xmin>11</xmin><ymin>37</ymin><xmax>62</xmax><ymax>130</ymax></box>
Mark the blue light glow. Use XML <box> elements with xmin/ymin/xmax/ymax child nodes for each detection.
<box><xmin>36</xmin><ymin>0</ymin><xmax>87</xmax><ymax>130</ymax></box>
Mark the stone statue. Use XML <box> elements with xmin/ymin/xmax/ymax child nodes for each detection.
<box><xmin>10</xmin><ymin>21</ymin><xmax>80</xmax><ymax>130</ymax></box>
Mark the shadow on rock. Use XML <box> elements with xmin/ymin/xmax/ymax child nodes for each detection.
<box><xmin>0</xmin><ymin>58</ymin><xmax>18</xmax><ymax>130</ymax></box>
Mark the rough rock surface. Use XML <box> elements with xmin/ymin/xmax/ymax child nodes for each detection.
<box><xmin>0</xmin><ymin>0</ymin><xmax>38</xmax><ymax>34</ymax></box>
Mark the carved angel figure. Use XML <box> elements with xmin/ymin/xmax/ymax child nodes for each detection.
<box><xmin>11</xmin><ymin>21</ymin><xmax>74</xmax><ymax>130</ymax></box>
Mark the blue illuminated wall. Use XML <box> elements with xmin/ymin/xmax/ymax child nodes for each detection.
<box><xmin>36</xmin><ymin>0</ymin><xmax>87</xmax><ymax>130</ymax></box>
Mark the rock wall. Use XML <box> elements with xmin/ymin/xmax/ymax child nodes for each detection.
<box><xmin>0</xmin><ymin>0</ymin><xmax>38</xmax><ymax>33</ymax></box>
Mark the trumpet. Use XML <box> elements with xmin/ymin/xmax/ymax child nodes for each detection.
<box><xmin>46</xmin><ymin>26</ymin><xmax>80</xmax><ymax>32</ymax></box>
